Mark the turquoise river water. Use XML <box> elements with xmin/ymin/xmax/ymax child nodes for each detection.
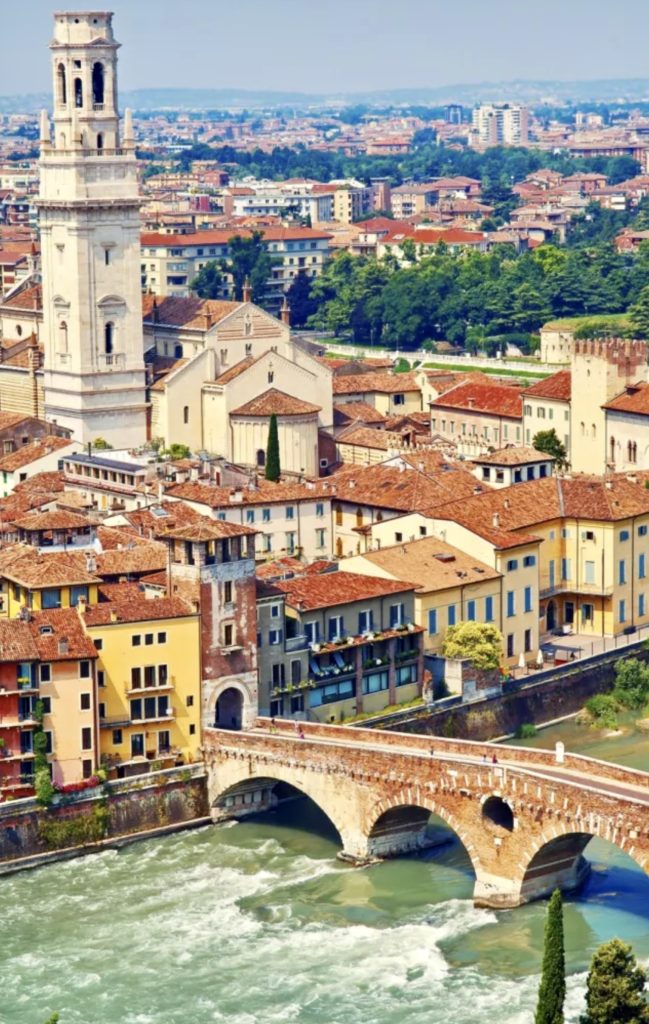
<box><xmin>2</xmin><ymin>713</ymin><xmax>649</xmax><ymax>1024</ymax></box>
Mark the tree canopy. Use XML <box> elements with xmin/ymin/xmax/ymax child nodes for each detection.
<box><xmin>535</xmin><ymin>889</ymin><xmax>566</xmax><ymax>1024</ymax></box>
<box><xmin>265</xmin><ymin>413</ymin><xmax>280</xmax><ymax>482</ymax></box>
<box><xmin>533</xmin><ymin>429</ymin><xmax>569</xmax><ymax>469</ymax></box>
<box><xmin>441</xmin><ymin>622</ymin><xmax>503</xmax><ymax>671</ymax></box>
<box><xmin>580</xmin><ymin>939</ymin><xmax>649</xmax><ymax>1024</ymax></box>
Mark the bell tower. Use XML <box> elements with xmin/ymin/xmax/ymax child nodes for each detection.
<box><xmin>38</xmin><ymin>11</ymin><xmax>147</xmax><ymax>446</ymax></box>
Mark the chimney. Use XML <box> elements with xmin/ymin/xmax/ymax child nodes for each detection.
<box><xmin>152</xmin><ymin>297</ymin><xmax>160</xmax><ymax>323</ymax></box>
<box><xmin>492</xmin><ymin>512</ymin><xmax>500</xmax><ymax>528</ymax></box>
<box><xmin>280</xmin><ymin>295</ymin><xmax>291</xmax><ymax>326</ymax></box>
<box><xmin>77</xmin><ymin>597</ymin><xmax>87</xmax><ymax>615</ymax></box>
<box><xmin>242</xmin><ymin>277</ymin><xmax>252</xmax><ymax>303</ymax></box>
<box><xmin>110</xmin><ymin>609</ymin><xmax>119</xmax><ymax>622</ymax></box>
<box><xmin>58</xmin><ymin>637</ymin><xmax>69</xmax><ymax>656</ymax></box>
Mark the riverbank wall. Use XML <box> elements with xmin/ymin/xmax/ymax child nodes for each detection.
<box><xmin>0</xmin><ymin>763</ymin><xmax>209</xmax><ymax>874</ymax></box>
<box><xmin>367</xmin><ymin>643</ymin><xmax>649</xmax><ymax>741</ymax></box>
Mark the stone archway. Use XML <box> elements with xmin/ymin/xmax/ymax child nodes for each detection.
<box><xmin>215</xmin><ymin>687</ymin><xmax>244</xmax><ymax>729</ymax></box>
<box><xmin>516</xmin><ymin>826</ymin><xmax>649</xmax><ymax>905</ymax></box>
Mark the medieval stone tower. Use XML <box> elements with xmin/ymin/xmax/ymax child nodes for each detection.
<box><xmin>570</xmin><ymin>338</ymin><xmax>649</xmax><ymax>474</ymax></box>
<box><xmin>38</xmin><ymin>11</ymin><xmax>147</xmax><ymax>446</ymax></box>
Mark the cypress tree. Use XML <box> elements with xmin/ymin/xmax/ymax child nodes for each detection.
<box><xmin>535</xmin><ymin>888</ymin><xmax>566</xmax><ymax>1024</ymax></box>
<box><xmin>581</xmin><ymin>939</ymin><xmax>649</xmax><ymax>1024</ymax></box>
<box><xmin>265</xmin><ymin>413</ymin><xmax>280</xmax><ymax>482</ymax></box>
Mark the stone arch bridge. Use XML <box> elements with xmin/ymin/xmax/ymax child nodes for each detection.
<box><xmin>203</xmin><ymin>719</ymin><xmax>649</xmax><ymax>909</ymax></box>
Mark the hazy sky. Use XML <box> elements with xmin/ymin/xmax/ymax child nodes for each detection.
<box><xmin>3</xmin><ymin>0</ymin><xmax>649</xmax><ymax>96</ymax></box>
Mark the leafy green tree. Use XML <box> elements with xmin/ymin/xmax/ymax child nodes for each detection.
<box><xmin>92</xmin><ymin>438</ymin><xmax>113</xmax><ymax>450</ymax></box>
<box><xmin>535</xmin><ymin>889</ymin><xmax>566</xmax><ymax>1024</ymax></box>
<box><xmin>43</xmin><ymin>1015</ymin><xmax>60</xmax><ymax>1024</ymax></box>
<box><xmin>613</xmin><ymin>658</ymin><xmax>649</xmax><ymax>710</ymax></box>
<box><xmin>580</xmin><ymin>939</ymin><xmax>649</xmax><ymax>1024</ymax></box>
<box><xmin>532</xmin><ymin>429</ymin><xmax>569</xmax><ymax>469</ymax></box>
<box><xmin>585</xmin><ymin>693</ymin><xmax>620</xmax><ymax>729</ymax></box>
<box><xmin>286</xmin><ymin>270</ymin><xmax>317</xmax><ymax>328</ymax></box>
<box><xmin>163</xmin><ymin>443</ymin><xmax>191</xmax><ymax>461</ymax></box>
<box><xmin>441</xmin><ymin>622</ymin><xmax>503</xmax><ymax>671</ymax></box>
<box><xmin>628</xmin><ymin>285</ymin><xmax>649</xmax><ymax>339</ymax></box>
<box><xmin>191</xmin><ymin>260</ymin><xmax>224</xmax><ymax>300</ymax></box>
<box><xmin>265</xmin><ymin>413</ymin><xmax>280</xmax><ymax>482</ymax></box>
<box><xmin>227</xmin><ymin>231</ymin><xmax>274</xmax><ymax>305</ymax></box>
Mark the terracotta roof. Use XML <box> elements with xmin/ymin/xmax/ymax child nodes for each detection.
<box><xmin>29</xmin><ymin>608</ymin><xmax>98</xmax><ymax>661</ymax></box>
<box><xmin>15</xmin><ymin>471</ymin><xmax>65</xmax><ymax>494</ymax></box>
<box><xmin>12</xmin><ymin>510</ymin><xmax>92</xmax><ymax>532</ymax></box>
<box><xmin>213</xmin><ymin>355</ymin><xmax>259</xmax><ymax>385</ymax></box>
<box><xmin>333</xmin><ymin>371</ymin><xmax>421</xmax><ymax>395</ymax></box>
<box><xmin>473</xmin><ymin>447</ymin><xmax>552</xmax><ymax>466</ymax></box>
<box><xmin>149</xmin><ymin>357</ymin><xmax>188</xmax><ymax>392</ymax></box>
<box><xmin>523</xmin><ymin>371</ymin><xmax>572</xmax><ymax>402</ymax></box>
<box><xmin>120</xmin><ymin>503</ymin><xmax>203</xmax><ymax>538</ymax></box>
<box><xmin>231</xmin><ymin>388</ymin><xmax>321</xmax><ymax>417</ymax></box>
<box><xmin>0</xmin><ymin>618</ymin><xmax>37</xmax><ymax>662</ymax></box>
<box><xmin>160</xmin><ymin>518</ymin><xmax>257</xmax><ymax>541</ymax></box>
<box><xmin>142</xmin><ymin>294</ymin><xmax>240</xmax><ymax>330</ymax></box>
<box><xmin>603</xmin><ymin>382</ymin><xmax>649</xmax><ymax>415</ymax></box>
<box><xmin>337</xmin><ymin>426</ymin><xmax>418</xmax><ymax>452</ymax></box>
<box><xmin>347</xmin><ymin>536</ymin><xmax>500</xmax><ymax>593</ymax></box>
<box><xmin>333</xmin><ymin>402</ymin><xmax>386</xmax><ymax>426</ymax></box>
<box><xmin>274</xmin><ymin>570</ymin><xmax>416</xmax><ymax>611</ymax></box>
<box><xmin>141</xmin><ymin>227</ymin><xmax>332</xmax><ymax>247</ymax></box>
<box><xmin>167</xmin><ymin>479</ymin><xmax>328</xmax><ymax>509</ymax></box>
<box><xmin>0</xmin><ymin>546</ymin><xmax>101</xmax><ymax>588</ymax></box>
<box><xmin>0</xmin><ymin>437</ymin><xmax>73</xmax><ymax>473</ymax></box>
<box><xmin>82</xmin><ymin>595</ymin><xmax>195</xmax><ymax>627</ymax></box>
<box><xmin>95</xmin><ymin>542</ymin><xmax>168</xmax><ymax>579</ymax></box>
<box><xmin>0</xmin><ymin>284</ymin><xmax>41</xmax><ymax>311</ymax></box>
<box><xmin>327</xmin><ymin>460</ymin><xmax>481</xmax><ymax>513</ymax></box>
<box><xmin>0</xmin><ymin>412</ymin><xmax>33</xmax><ymax>430</ymax></box>
<box><xmin>430</xmin><ymin>380</ymin><xmax>522</xmax><ymax>418</ymax></box>
<box><xmin>433</xmin><ymin>474</ymin><xmax>649</xmax><ymax>548</ymax></box>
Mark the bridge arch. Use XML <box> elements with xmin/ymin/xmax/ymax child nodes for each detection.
<box><xmin>363</xmin><ymin>789</ymin><xmax>481</xmax><ymax>876</ymax></box>
<box><xmin>207</xmin><ymin>761</ymin><xmax>364</xmax><ymax>857</ymax></box>
<box><xmin>517</xmin><ymin>823</ymin><xmax>649</xmax><ymax>905</ymax></box>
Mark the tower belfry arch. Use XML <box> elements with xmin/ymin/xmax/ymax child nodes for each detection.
<box><xmin>38</xmin><ymin>11</ymin><xmax>148</xmax><ymax>446</ymax></box>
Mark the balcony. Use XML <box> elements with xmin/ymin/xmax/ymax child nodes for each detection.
<box><xmin>285</xmin><ymin>634</ymin><xmax>309</xmax><ymax>653</ymax></box>
<box><xmin>130</xmin><ymin>710</ymin><xmax>175</xmax><ymax>725</ymax></box>
<box><xmin>540</xmin><ymin>582</ymin><xmax>615</xmax><ymax>600</ymax></box>
<box><xmin>100</xmin><ymin>714</ymin><xmax>131</xmax><ymax>729</ymax></box>
<box><xmin>126</xmin><ymin>678</ymin><xmax>175</xmax><ymax>695</ymax></box>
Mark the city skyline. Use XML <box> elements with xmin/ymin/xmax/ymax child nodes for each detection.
<box><xmin>4</xmin><ymin>0</ymin><xmax>649</xmax><ymax>97</ymax></box>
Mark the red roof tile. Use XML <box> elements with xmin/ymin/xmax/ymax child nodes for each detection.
<box><xmin>274</xmin><ymin>570</ymin><xmax>416</xmax><ymax>611</ymax></box>
<box><xmin>431</xmin><ymin>380</ymin><xmax>522</xmax><ymax>418</ymax></box>
<box><xmin>523</xmin><ymin>371</ymin><xmax>572</xmax><ymax>402</ymax></box>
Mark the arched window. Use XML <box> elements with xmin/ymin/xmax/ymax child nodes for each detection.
<box><xmin>591</xmin><ymin>423</ymin><xmax>596</xmax><ymax>438</ymax></box>
<box><xmin>628</xmin><ymin>440</ymin><xmax>633</xmax><ymax>462</ymax></box>
<box><xmin>96</xmin><ymin>132</ymin><xmax>104</xmax><ymax>151</ymax></box>
<box><xmin>610</xmin><ymin>436</ymin><xmax>616</xmax><ymax>463</ymax></box>
<box><xmin>256</xmin><ymin>449</ymin><xmax>265</xmax><ymax>468</ymax></box>
<box><xmin>580</xmin><ymin>421</ymin><xmax>585</xmax><ymax>437</ymax></box>
<box><xmin>92</xmin><ymin>62</ymin><xmax>104</xmax><ymax>106</ymax></box>
<box><xmin>59</xmin><ymin>132</ymin><xmax>66</xmax><ymax>149</ymax></box>
<box><xmin>334</xmin><ymin>503</ymin><xmax>342</xmax><ymax>526</ymax></box>
<box><xmin>57</xmin><ymin>63</ymin><xmax>67</xmax><ymax>105</ymax></box>
<box><xmin>183</xmin><ymin>406</ymin><xmax>189</xmax><ymax>425</ymax></box>
<box><xmin>104</xmin><ymin>322</ymin><xmax>114</xmax><ymax>355</ymax></box>
<box><xmin>59</xmin><ymin>321</ymin><xmax>68</xmax><ymax>353</ymax></box>
<box><xmin>633</xmin><ymin>442</ymin><xmax>638</xmax><ymax>463</ymax></box>
<box><xmin>74</xmin><ymin>77</ymin><xmax>83</xmax><ymax>108</ymax></box>
<box><xmin>268</xmin><ymin>371</ymin><xmax>274</xmax><ymax>384</ymax></box>
<box><xmin>355</xmin><ymin>506</ymin><xmax>363</xmax><ymax>528</ymax></box>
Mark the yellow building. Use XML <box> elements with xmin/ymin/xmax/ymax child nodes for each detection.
<box><xmin>0</xmin><ymin>545</ymin><xmax>101</xmax><ymax>618</ymax></box>
<box><xmin>333</xmin><ymin>371</ymin><xmax>423</xmax><ymax>416</ymax></box>
<box><xmin>80</xmin><ymin>592</ymin><xmax>202</xmax><ymax>775</ymax></box>
<box><xmin>340</xmin><ymin>536</ymin><xmax>502</xmax><ymax>654</ymax></box>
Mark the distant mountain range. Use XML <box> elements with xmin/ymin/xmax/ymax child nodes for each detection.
<box><xmin>4</xmin><ymin>79</ymin><xmax>649</xmax><ymax>113</ymax></box>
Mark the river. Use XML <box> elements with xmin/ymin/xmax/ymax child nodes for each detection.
<box><xmin>2</xmin><ymin>714</ymin><xmax>649</xmax><ymax>1024</ymax></box>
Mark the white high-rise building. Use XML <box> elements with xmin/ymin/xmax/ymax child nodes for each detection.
<box><xmin>38</xmin><ymin>12</ymin><xmax>147</xmax><ymax>446</ymax></box>
<box><xmin>471</xmin><ymin>103</ymin><xmax>529</xmax><ymax>147</ymax></box>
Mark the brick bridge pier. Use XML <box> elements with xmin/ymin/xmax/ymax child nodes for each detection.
<box><xmin>203</xmin><ymin>719</ymin><xmax>649</xmax><ymax>909</ymax></box>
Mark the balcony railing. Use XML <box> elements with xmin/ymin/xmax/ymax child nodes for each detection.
<box><xmin>285</xmin><ymin>635</ymin><xmax>309</xmax><ymax>653</ymax></box>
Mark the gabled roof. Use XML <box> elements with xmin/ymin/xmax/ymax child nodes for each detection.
<box><xmin>473</xmin><ymin>446</ymin><xmax>552</xmax><ymax>466</ymax></box>
<box><xmin>0</xmin><ymin>437</ymin><xmax>73</xmax><ymax>472</ymax></box>
<box><xmin>603</xmin><ymin>381</ymin><xmax>649</xmax><ymax>416</ymax></box>
<box><xmin>333</xmin><ymin>371</ymin><xmax>421</xmax><ymax>395</ymax></box>
<box><xmin>348</xmin><ymin>536</ymin><xmax>500</xmax><ymax>593</ymax></box>
<box><xmin>523</xmin><ymin>371</ymin><xmax>572</xmax><ymax>402</ymax></box>
<box><xmin>142</xmin><ymin>294</ymin><xmax>240</xmax><ymax>330</ymax></box>
<box><xmin>334</xmin><ymin>402</ymin><xmax>387</xmax><ymax>426</ymax></box>
<box><xmin>274</xmin><ymin>570</ymin><xmax>416</xmax><ymax>611</ymax></box>
<box><xmin>430</xmin><ymin>380</ymin><xmax>522</xmax><ymax>418</ymax></box>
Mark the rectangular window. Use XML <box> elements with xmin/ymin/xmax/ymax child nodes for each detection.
<box><xmin>224</xmin><ymin>581</ymin><xmax>233</xmax><ymax>605</ymax></box>
<box><xmin>467</xmin><ymin>599</ymin><xmax>476</xmax><ymax>621</ymax></box>
<box><xmin>157</xmin><ymin>631</ymin><xmax>167</xmax><ymax>644</ymax></box>
<box><xmin>328</xmin><ymin>615</ymin><xmax>344</xmax><ymax>640</ymax></box>
<box><xmin>285</xmin><ymin>506</ymin><xmax>295</xmax><ymax>520</ymax></box>
<box><xmin>485</xmin><ymin>596</ymin><xmax>494</xmax><ymax>622</ymax></box>
<box><xmin>94</xmin><ymin>638</ymin><xmax>103</xmax><ymax>651</ymax></box>
<box><xmin>316</xmin><ymin>502</ymin><xmax>324</xmax><ymax>517</ymax></box>
<box><xmin>619</xmin><ymin>599</ymin><xmax>626</xmax><ymax>623</ymax></box>
<box><xmin>262</xmin><ymin>508</ymin><xmax>271</xmax><ymax>522</ymax></box>
<box><xmin>270</xmin><ymin>603</ymin><xmax>280</xmax><ymax>618</ymax></box>
<box><xmin>132</xmin><ymin>635</ymin><xmax>141</xmax><ymax>647</ymax></box>
<box><xmin>640</xmin><ymin>593</ymin><xmax>646</xmax><ymax>617</ymax></box>
<box><xmin>224</xmin><ymin>624</ymin><xmax>234</xmax><ymax>647</ymax></box>
<box><xmin>285</xmin><ymin>532</ymin><xmax>296</xmax><ymax>554</ymax></box>
<box><xmin>524</xmin><ymin>586</ymin><xmax>532</xmax><ymax>613</ymax></box>
<box><xmin>428</xmin><ymin>609</ymin><xmax>438</xmax><ymax>635</ymax></box>
<box><xmin>131</xmin><ymin>733</ymin><xmax>144</xmax><ymax>758</ymax></box>
<box><xmin>246</xmin><ymin>509</ymin><xmax>255</xmax><ymax>524</ymax></box>
<box><xmin>112</xmin><ymin>729</ymin><xmax>122</xmax><ymax>745</ymax></box>
<box><xmin>131</xmin><ymin>667</ymin><xmax>141</xmax><ymax>690</ymax></box>
<box><xmin>448</xmin><ymin>604</ymin><xmax>456</xmax><ymax>627</ymax></box>
<box><xmin>507</xmin><ymin>634</ymin><xmax>514</xmax><ymax>658</ymax></box>
<box><xmin>41</xmin><ymin>588</ymin><xmax>62</xmax><ymax>609</ymax></box>
<box><xmin>640</xmin><ymin>554</ymin><xmax>646</xmax><ymax>580</ymax></box>
<box><xmin>362</xmin><ymin>670</ymin><xmax>389</xmax><ymax>694</ymax></box>
<box><xmin>619</xmin><ymin>559</ymin><xmax>627</xmax><ymax>585</ymax></box>
<box><xmin>145</xmin><ymin>633</ymin><xmax>154</xmax><ymax>646</ymax></box>
<box><xmin>506</xmin><ymin>591</ymin><xmax>515</xmax><ymax>617</ymax></box>
<box><xmin>506</xmin><ymin>559</ymin><xmax>518</xmax><ymax>571</ymax></box>
<box><xmin>70</xmin><ymin>585</ymin><xmax>89</xmax><ymax>607</ymax></box>
<box><xmin>80</xmin><ymin>661</ymin><xmax>90</xmax><ymax>679</ymax></box>
<box><xmin>620</xmin><ymin>530</ymin><xmax>630</xmax><ymax>542</ymax></box>
<box><xmin>41</xmin><ymin>697</ymin><xmax>51</xmax><ymax>714</ymax></box>
<box><xmin>389</xmin><ymin>603</ymin><xmax>405</xmax><ymax>628</ymax></box>
<box><xmin>358</xmin><ymin>609</ymin><xmax>373</xmax><ymax>634</ymax></box>
<box><xmin>40</xmin><ymin>663</ymin><xmax>51</xmax><ymax>683</ymax></box>
<box><xmin>305</xmin><ymin>621</ymin><xmax>320</xmax><ymax>644</ymax></box>
<box><xmin>81</xmin><ymin>727</ymin><xmax>92</xmax><ymax>751</ymax></box>
<box><xmin>639</xmin><ymin>525</ymin><xmax>648</xmax><ymax>537</ymax></box>
<box><xmin>524</xmin><ymin>628</ymin><xmax>532</xmax><ymax>653</ymax></box>
<box><xmin>269</xmin><ymin>628</ymin><xmax>283</xmax><ymax>645</ymax></box>
<box><xmin>581</xmin><ymin>603</ymin><xmax>593</xmax><ymax>623</ymax></box>
<box><xmin>585</xmin><ymin>560</ymin><xmax>596</xmax><ymax>584</ymax></box>
<box><xmin>561</xmin><ymin>558</ymin><xmax>571</xmax><ymax>581</ymax></box>
<box><xmin>97</xmin><ymin>670</ymin><xmax>105</xmax><ymax>688</ymax></box>
<box><xmin>523</xmin><ymin>555</ymin><xmax>536</xmax><ymax>568</ymax></box>
<box><xmin>316</xmin><ymin>528</ymin><xmax>325</xmax><ymax>549</ymax></box>
<box><xmin>80</xmin><ymin>693</ymin><xmax>91</xmax><ymax>711</ymax></box>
